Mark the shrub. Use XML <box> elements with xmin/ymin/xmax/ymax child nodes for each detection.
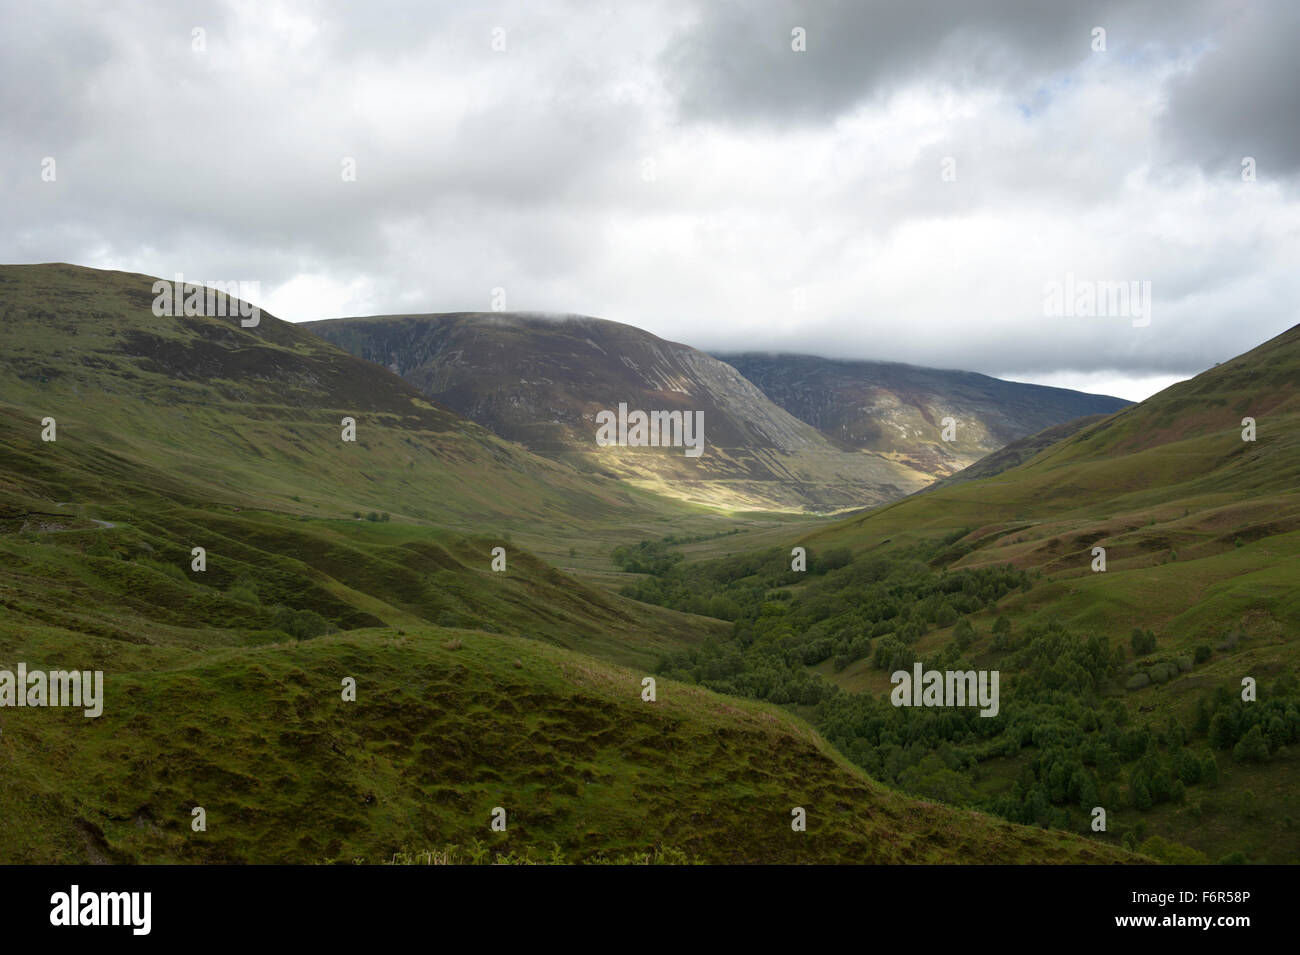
<box><xmin>1201</xmin><ymin>754</ymin><xmax>1220</xmax><ymax>786</ymax></box>
<box><xmin>816</xmin><ymin>547</ymin><xmax>852</xmax><ymax>572</ymax></box>
<box><xmin>1209</xmin><ymin>713</ymin><xmax>1235</xmax><ymax>750</ymax></box>
<box><xmin>270</xmin><ymin>605</ymin><xmax>332</xmax><ymax>640</ymax></box>
<box><xmin>86</xmin><ymin>536</ymin><xmax>117</xmax><ymax>559</ymax></box>
<box><xmin>1233</xmin><ymin>725</ymin><xmax>1271</xmax><ymax>763</ymax></box>
<box><xmin>136</xmin><ymin>557</ymin><xmax>186</xmax><ymax>582</ymax></box>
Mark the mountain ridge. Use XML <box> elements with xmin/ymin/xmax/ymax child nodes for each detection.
<box><xmin>305</xmin><ymin>311</ymin><xmax>937</xmax><ymax>513</ymax></box>
<box><xmin>715</xmin><ymin>350</ymin><xmax>1131</xmax><ymax>478</ymax></box>
<box><xmin>306</xmin><ymin>311</ymin><xmax>1132</xmax><ymax>514</ymax></box>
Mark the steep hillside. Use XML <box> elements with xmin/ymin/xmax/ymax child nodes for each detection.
<box><xmin>0</xmin><ymin>264</ymin><xmax>731</xmax><ymax>666</ymax></box>
<box><xmin>0</xmin><ymin>263</ymin><xmax>1138</xmax><ymax>864</ymax></box>
<box><xmin>623</xmin><ymin>323</ymin><xmax>1299</xmax><ymax>862</ymax></box>
<box><xmin>718</xmin><ymin>352</ymin><xmax>1130</xmax><ymax>478</ymax></box>
<box><xmin>813</xmin><ymin>322</ymin><xmax>1300</xmax><ymax>550</ymax></box>
<box><xmin>924</xmin><ymin>414</ymin><xmax>1112</xmax><ymax>492</ymax></box>
<box><xmin>0</xmin><ymin>264</ymin><xmax>807</xmax><ymax>569</ymax></box>
<box><xmin>0</xmin><ymin>266</ymin><xmax>661</xmax><ymax>532</ymax></box>
<box><xmin>305</xmin><ymin>312</ymin><xmax>936</xmax><ymax>513</ymax></box>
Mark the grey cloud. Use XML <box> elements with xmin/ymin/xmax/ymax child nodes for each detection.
<box><xmin>0</xmin><ymin>0</ymin><xmax>1296</xmax><ymax>402</ymax></box>
<box><xmin>663</xmin><ymin>0</ymin><xmax>1212</xmax><ymax>124</ymax></box>
<box><xmin>1160</xmin><ymin>1</ymin><xmax>1300</xmax><ymax>176</ymax></box>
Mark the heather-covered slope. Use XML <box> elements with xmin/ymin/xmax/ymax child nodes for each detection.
<box><xmin>306</xmin><ymin>312</ymin><xmax>937</xmax><ymax>513</ymax></box>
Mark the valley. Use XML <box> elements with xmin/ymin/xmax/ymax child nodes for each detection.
<box><xmin>622</xmin><ymin>323</ymin><xmax>1300</xmax><ymax>863</ymax></box>
<box><xmin>1</xmin><ymin>263</ymin><xmax>1294</xmax><ymax>865</ymax></box>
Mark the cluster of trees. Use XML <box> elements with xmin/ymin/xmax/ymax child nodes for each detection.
<box><xmin>620</xmin><ymin>531</ymin><xmax>1297</xmax><ymax>837</ymax></box>
<box><xmin>1131</xmin><ymin>627</ymin><xmax>1157</xmax><ymax>656</ymax></box>
<box><xmin>1197</xmin><ymin>675</ymin><xmax>1300</xmax><ymax>763</ymax></box>
<box><xmin>611</xmin><ymin>539</ymin><xmax>686</xmax><ymax>577</ymax></box>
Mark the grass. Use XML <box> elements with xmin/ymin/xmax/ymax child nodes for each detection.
<box><xmin>0</xmin><ymin>263</ymin><xmax>1144</xmax><ymax>864</ymax></box>
<box><xmin>0</xmin><ymin>624</ymin><xmax>1137</xmax><ymax>864</ymax></box>
<box><xmin>615</xmin><ymin>322</ymin><xmax>1300</xmax><ymax>863</ymax></box>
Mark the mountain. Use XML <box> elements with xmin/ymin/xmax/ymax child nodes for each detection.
<box><xmin>813</xmin><ymin>322</ymin><xmax>1300</xmax><ymax>551</ymax></box>
<box><xmin>304</xmin><ymin>312</ymin><xmax>938</xmax><ymax>513</ymax></box>
<box><xmin>0</xmin><ymin>266</ymin><xmax>653</xmax><ymax>532</ymax></box>
<box><xmin>715</xmin><ymin>352</ymin><xmax>1131</xmax><ymax>478</ymax></box>
<box><xmin>623</xmin><ymin>322</ymin><xmax>1299</xmax><ymax>862</ymax></box>
<box><xmin>0</xmin><ymin>263</ymin><xmax>718</xmax><ymax>667</ymax></box>
<box><xmin>0</xmin><ymin>263</ymin><xmax>1138</xmax><ymax>863</ymax></box>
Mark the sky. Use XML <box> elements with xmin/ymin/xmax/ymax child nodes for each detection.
<box><xmin>3</xmin><ymin>0</ymin><xmax>1298</xmax><ymax>401</ymax></box>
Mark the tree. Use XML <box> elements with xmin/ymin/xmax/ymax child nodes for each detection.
<box><xmin>1201</xmin><ymin>753</ymin><xmax>1220</xmax><ymax>786</ymax></box>
<box><xmin>1209</xmin><ymin>712</ymin><xmax>1235</xmax><ymax>750</ymax></box>
<box><xmin>1233</xmin><ymin>725</ymin><xmax>1271</xmax><ymax>763</ymax></box>
<box><xmin>991</xmin><ymin>615</ymin><xmax>1014</xmax><ymax>650</ymax></box>
<box><xmin>1130</xmin><ymin>773</ymin><xmax>1153</xmax><ymax>810</ymax></box>
<box><xmin>1166</xmin><ymin>717</ymin><xmax>1186</xmax><ymax>750</ymax></box>
<box><xmin>1173</xmin><ymin>750</ymin><xmax>1202</xmax><ymax>785</ymax></box>
<box><xmin>1130</xmin><ymin>628</ymin><xmax>1156</xmax><ymax>656</ymax></box>
<box><xmin>1193</xmin><ymin>698</ymin><xmax>1211</xmax><ymax>737</ymax></box>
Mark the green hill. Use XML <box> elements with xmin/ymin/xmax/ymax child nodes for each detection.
<box><xmin>0</xmin><ymin>624</ymin><xmax>1136</xmax><ymax>864</ymax></box>
<box><xmin>0</xmin><ymin>265</ymin><xmax>690</xmax><ymax>536</ymax></box>
<box><xmin>616</xmin><ymin>323</ymin><xmax>1300</xmax><ymax>863</ymax></box>
<box><xmin>0</xmin><ymin>263</ymin><xmax>1133</xmax><ymax>863</ymax></box>
<box><xmin>0</xmin><ymin>263</ymin><xmax>731</xmax><ymax>667</ymax></box>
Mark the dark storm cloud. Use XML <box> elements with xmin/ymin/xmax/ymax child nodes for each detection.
<box><xmin>1160</xmin><ymin>1</ymin><xmax>1300</xmax><ymax>176</ymax></box>
<box><xmin>664</xmin><ymin>0</ymin><xmax>1212</xmax><ymax>123</ymax></box>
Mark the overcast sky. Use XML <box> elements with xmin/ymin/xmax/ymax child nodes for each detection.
<box><xmin>4</xmin><ymin>0</ymin><xmax>1298</xmax><ymax>400</ymax></box>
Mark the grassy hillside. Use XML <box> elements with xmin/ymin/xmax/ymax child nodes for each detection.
<box><xmin>616</xmin><ymin>323</ymin><xmax>1300</xmax><ymax>863</ymax></box>
<box><xmin>0</xmin><ymin>263</ymin><xmax>1134</xmax><ymax>864</ymax></box>
<box><xmin>0</xmin><ymin>623</ymin><xmax>1136</xmax><ymax>864</ymax></box>
<box><xmin>0</xmin><ymin>264</ymin><xmax>741</xmax><ymax>666</ymax></box>
<box><xmin>924</xmin><ymin>414</ymin><xmax>1112</xmax><ymax>493</ymax></box>
<box><xmin>0</xmin><ymin>264</ymin><xmax>767</xmax><ymax>558</ymax></box>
